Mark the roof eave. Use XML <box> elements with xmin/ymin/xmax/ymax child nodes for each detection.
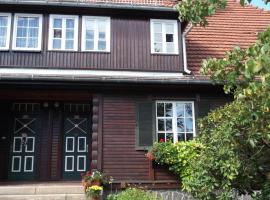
<box><xmin>0</xmin><ymin>0</ymin><xmax>178</xmax><ymax>12</ymax></box>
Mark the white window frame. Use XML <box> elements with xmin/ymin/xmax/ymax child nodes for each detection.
<box><xmin>156</xmin><ymin>101</ymin><xmax>196</xmax><ymax>143</ymax></box>
<box><xmin>81</xmin><ymin>16</ymin><xmax>110</xmax><ymax>52</ymax></box>
<box><xmin>77</xmin><ymin>137</ymin><xmax>87</xmax><ymax>152</ymax></box>
<box><xmin>77</xmin><ymin>155</ymin><xmax>86</xmax><ymax>171</ymax></box>
<box><xmin>150</xmin><ymin>19</ymin><xmax>179</xmax><ymax>54</ymax></box>
<box><xmin>12</xmin><ymin>13</ymin><xmax>43</xmax><ymax>51</ymax></box>
<box><xmin>66</xmin><ymin>137</ymin><xmax>75</xmax><ymax>153</ymax></box>
<box><xmin>65</xmin><ymin>156</ymin><xmax>74</xmax><ymax>172</ymax></box>
<box><xmin>0</xmin><ymin>13</ymin><xmax>11</xmax><ymax>50</ymax></box>
<box><xmin>24</xmin><ymin>156</ymin><xmax>34</xmax><ymax>172</ymax></box>
<box><xmin>48</xmin><ymin>14</ymin><xmax>79</xmax><ymax>51</ymax></box>
<box><xmin>12</xmin><ymin>156</ymin><xmax>21</xmax><ymax>172</ymax></box>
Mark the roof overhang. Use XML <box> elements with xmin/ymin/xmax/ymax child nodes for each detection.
<box><xmin>0</xmin><ymin>68</ymin><xmax>213</xmax><ymax>85</ymax></box>
<box><xmin>0</xmin><ymin>0</ymin><xmax>178</xmax><ymax>12</ymax></box>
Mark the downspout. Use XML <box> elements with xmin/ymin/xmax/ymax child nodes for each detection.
<box><xmin>182</xmin><ymin>24</ymin><xmax>193</xmax><ymax>74</ymax></box>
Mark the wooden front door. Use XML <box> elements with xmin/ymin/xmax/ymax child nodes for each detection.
<box><xmin>62</xmin><ymin>104</ymin><xmax>91</xmax><ymax>180</ymax></box>
<box><xmin>8</xmin><ymin>103</ymin><xmax>40</xmax><ymax>181</ymax></box>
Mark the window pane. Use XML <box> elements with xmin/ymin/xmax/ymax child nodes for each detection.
<box><xmin>28</xmin><ymin>28</ymin><xmax>38</xmax><ymax>37</ymax></box>
<box><xmin>54</xmin><ymin>29</ymin><xmax>62</xmax><ymax>38</ymax></box>
<box><xmin>16</xmin><ymin>38</ymin><xmax>26</xmax><ymax>48</ymax></box>
<box><xmin>185</xmin><ymin>118</ymin><xmax>193</xmax><ymax>132</ymax></box>
<box><xmin>86</xmin><ymin>40</ymin><xmax>94</xmax><ymax>50</ymax></box>
<box><xmin>66</xmin><ymin>19</ymin><xmax>74</xmax><ymax>29</ymax></box>
<box><xmin>158</xmin><ymin>133</ymin><xmax>165</xmax><ymax>142</ymax></box>
<box><xmin>177</xmin><ymin>118</ymin><xmax>184</xmax><ymax>132</ymax></box>
<box><xmin>99</xmin><ymin>32</ymin><xmax>105</xmax><ymax>39</ymax></box>
<box><xmin>165</xmin><ymin>119</ymin><xmax>172</xmax><ymax>131</ymax></box>
<box><xmin>154</xmin><ymin>43</ymin><xmax>162</xmax><ymax>52</ymax></box>
<box><xmin>28</xmin><ymin>38</ymin><xmax>38</xmax><ymax>48</ymax></box>
<box><xmin>166</xmin><ymin>133</ymin><xmax>173</xmax><ymax>142</ymax></box>
<box><xmin>65</xmin><ymin>40</ymin><xmax>74</xmax><ymax>49</ymax></box>
<box><xmin>165</xmin><ymin>103</ymin><xmax>173</xmax><ymax>117</ymax></box>
<box><xmin>18</xmin><ymin>18</ymin><xmax>27</xmax><ymax>27</ymax></box>
<box><xmin>178</xmin><ymin>133</ymin><xmax>185</xmax><ymax>141</ymax></box>
<box><xmin>154</xmin><ymin>33</ymin><xmax>162</xmax><ymax>43</ymax></box>
<box><xmin>66</xmin><ymin>30</ymin><xmax>74</xmax><ymax>39</ymax></box>
<box><xmin>17</xmin><ymin>27</ymin><xmax>27</xmax><ymax>37</ymax></box>
<box><xmin>166</xmin><ymin>34</ymin><xmax>173</xmax><ymax>42</ymax></box>
<box><xmin>98</xmin><ymin>40</ymin><xmax>106</xmax><ymax>50</ymax></box>
<box><xmin>0</xmin><ymin>16</ymin><xmax>7</xmax><ymax>26</ymax></box>
<box><xmin>186</xmin><ymin>133</ymin><xmax>193</xmax><ymax>141</ymax></box>
<box><xmin>158</xmin><ymin>119</ymin><xmax>165</xmax><ymax>131</ymax></box>
<box><xmin>0</xmin><ymin>27</ymin><xmax>7</xmax><ymax>37</ymax></box>
<box><xmin>86</xmin><ymin>30</ymin><xmax>94</xmax><ymax>40</ymax></box>
<box><xmin>98</xmin><ymin>20</ymin><xmax>107</xmax><ymax>32</ymax></box>
<box><xmin>0</xmin><ymin>37</ymin><xmax>6</xmax><ymax>47</ymax></box>
<box><xmin>85</xmin><ymin>20</ymin><xmax>95</xmax><ymax>30</ymax></box>
<box><xmin>29</xmin><ymin>18</ymin><xmax>39</xmax><ymax>27</ymax></box>
<box><xmin>53</xmin><ymin>39</ymin><xmax>61</xmax><ymax>49</ymax></box>
<box><xmin>157</xmin><ymin>103</ymin><xmax>164</xmax><ymax>117</ymax></box>
<box><xmin>53</xmin><ymin>19</ymin><xmax>62</xmax><ymax>28</ymax></box>
<box><xmin>166</xmin><ymin>24</ymin><xmax>174</xmax><ymax>33</ymax></box>
<box><xmin>176</xmin><ymin>103</ymin><xmax>184</xmax><ymax>117</ymax></box>
<box><xmin>185</xmin><ymin>103</ymin><xmax>193</xmax><ymax>117</ymax></box>
<box><xmin>153</xmin><ymin>23</ymin><xmax>162</xmax><ymax>33</ymax></box>
<box><xmin>166</xmin><ymin>43</ymin><xmax>175</xmax><ymax>53</ymax></box>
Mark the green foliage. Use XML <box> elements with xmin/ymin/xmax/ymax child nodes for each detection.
<box><xmin>176</xmin><ymin>0</ymin><xmax>227</xmax><ymax>26</ymax></box>
<box><xmin>150</xmin><ymin>140</ymin><xmax>203</xmax><ymax>180</ymax></box>
<box><xmin>182</xmin><ymin>24</ymin><xmax>270</xmax><ymax>200</ymax></box>
<box><xmin>106</xmin><ymin>188</ymin><xmax>162</xmax><ymax>200</ymax></box>
<box><xmin>252</xmin><ymin>181</ymin><xmax>270</xmax><ymax>200</ymax></box>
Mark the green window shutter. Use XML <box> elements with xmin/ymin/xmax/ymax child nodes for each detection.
<box><xmin>135</xmin><ymin>101</ymin><xmax>155</xmax><ymax>150</ymax></box>
<box><xmin>198</xmin><ymin>100</ymin><xmax>211</xmax><ymax>118</ymax></box>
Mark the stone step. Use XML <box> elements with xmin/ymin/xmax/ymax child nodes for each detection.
<box><xmin>0</xmin><ymin>194</ymin><xmax>86</xmax><ymax>200</ymax></box>
<box><xmin>0</xmin><ymin>185</ymin><xmax>84</xmax><ymax>195</ymax></box>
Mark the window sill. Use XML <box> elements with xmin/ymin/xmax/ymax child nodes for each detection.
<box><xmin>151</xmin><ymin>52</ymin><xmax>179</xmax><ymax>56</ymax></box>
<box><xmin>11</xmin><ymin>49</ymin><xmax>42</xmax><ymax>52</ymax></box>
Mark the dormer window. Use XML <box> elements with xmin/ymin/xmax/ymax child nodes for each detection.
<box><xmin>12</xmin><ymin>14</ymin><xmax>43</xmax><ymax>51</ymax></box>
<box><xmin>81</xmin><ymin>16</ymin><xmax>110</xmax><ymax>52</ymax></box>
<box><xmin>150</xmin><ymin>19</ymin><xmax>179</xmax><ymax>54</ymax></box>
<box><xmin>48</xmin><ymin>15</ymin><xmax>79</xmax><ymax>51</ymax></box>
<box><xmin>0</xmin><ymin>13</ymin><xmax>11</xmax><ymax>50</ymax></box>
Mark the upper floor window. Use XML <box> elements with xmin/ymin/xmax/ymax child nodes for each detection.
<box><xmin>82</xmin><ymin>16</ymin><xmax>110</xmax><ymax>52</ymax></box>
<box><xmin>48</xmin><ymin>15</ymin><xmax>79</xmax><ymax>51</ymax></box>
<box><xmin>0</xmin><ymin>13</ymin><xmax>11</xmax><ymax>50</ymax></box>
<box><xmin>156</xmin><ymin>101</ymin><xmax>195</xmax><ymax>143</ymax></box>
<box><xmin>12</xmin><ymin>14</ymin><xmax>42</xmax><ymax>51</ymax></box>
<box><xmin>150</xmin><ymin>19</ymin><xmax>179</xmax><ymax>54</ymax></box>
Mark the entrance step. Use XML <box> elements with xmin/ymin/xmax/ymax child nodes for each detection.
<box><xmin>0</xmin><ymin>182</ymin><xmax>86</xmax><ymax>200</ymax></box>
<box><xmin>0</xmin><ymin>194</ymin><xmax>85</xmax><ymax>200</ymax></box>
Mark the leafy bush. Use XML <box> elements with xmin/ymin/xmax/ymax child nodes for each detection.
<box><xmin>150</xmin><ymin>140</ymin><xmax>203</xmax><ymax>180</ymax></box>
<box><xmin>106</xmin><ymin>188</ymin><xmax>162</xmax><ymax>200</ymax></box>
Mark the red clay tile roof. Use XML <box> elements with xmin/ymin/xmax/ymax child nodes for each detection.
<box><xmin>73</xmin><ymin>0</ymin><xmax>177</xmax><ymax>7</ymax></box>
<box><xmin>186</xmin><ymin>0</ymin><xmax>270</xmax><ymax>75</ymax></box>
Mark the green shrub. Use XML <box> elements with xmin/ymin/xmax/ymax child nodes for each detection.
<box><xmin>106</xmin><ymin>188</ymin><xmax>162</xmax><ymax>200</ymax></box>
<box><xmin>150</xmin><ymin>140</ymin><xmax>203</xmax><ymax>181</ymax></box>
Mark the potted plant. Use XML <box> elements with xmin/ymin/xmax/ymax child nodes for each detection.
<box><xmin>85</xmin><ymin>185</ymin><xmax>103</xmax><ymax>200</ymax></box>
<box><xmin>81</xmin><ymin>171</ymin><xmax>92</xmax><ymax>191</ymax></box>
<box><xmin>90</xmin><ymin>170</ymin><xmax>105</xmax><ymax>186</ymax></box>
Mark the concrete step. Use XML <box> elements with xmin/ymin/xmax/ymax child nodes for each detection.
<box><xmin>0</xmin><ymin>194</ymin><xmax>86</xmax><ymax>200</ymax></box>
<box><xmin>0</xmin><ymin>184</ymin><xmax>84</xmax><ymax>195</ymax></box>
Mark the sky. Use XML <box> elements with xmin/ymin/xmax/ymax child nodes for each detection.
<box><xmin>250</xmin><ymin>0</ymin><xmax>270</xmax><ymax>10</ymax></box>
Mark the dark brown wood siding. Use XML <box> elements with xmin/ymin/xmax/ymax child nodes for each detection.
<box><xmin>0</xmin><ymin>6</ymin><xmax>183</xmax><ymax>72</ymax></box>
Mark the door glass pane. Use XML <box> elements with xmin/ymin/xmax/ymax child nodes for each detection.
<box><xmin>78</xmin><ymin>137</ymin><xmax>86</xmax><ymax>152</ymax></box>
<box><xmin>24</xmin><ymin>156</ymin><xmax>34</xmax><ymax>172</ymax></box>
<box><xmin>12</xmin><ymin>156</ymin><xmax>21</xmax><ymax>172</ymax></box>
<box><xmin>66</xmin><ymin>137</ymin><xmax>74</xmax><ymax>152</ymax></box>
<box><xmin>13</xmin><ymin>137</ymin><xmax>22</xmax><ymax>152</ymax></box>
<box><xmin>77</xmin><ymin>156</ymin><xmax>86</xmax><ymax>171</ymax></box>
<box><xmin>65</xmin><ymin>156</ymin><xmax>74</xmax><ymax>171</ymax></box>
<box><xmin>26</xmin><ymin>137</ymin><xmax>35</xmax><ymax>152</ymax></box>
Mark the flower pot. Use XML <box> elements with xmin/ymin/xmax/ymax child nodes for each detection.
<box><xmin>91</xmin><ymin>180</ymin><xmax>101</xmax><ymax>186</ymax></box>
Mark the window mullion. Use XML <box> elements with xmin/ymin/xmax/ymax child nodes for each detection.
<box><xmin>94</xmin><ymin>20</ymin><xmax>98</xmax><ymax>51</ymax></box>
<box><xmin>62</xmin><ymin>18</ymin><xmax>66</xmax><ymax>50</ymax></box>
<box><xmin>172</xmin><ymin>103</ymin><xmax>177</xmax><ymax>143</ymax></box>
<box><xmin>162</xmin><ymin>23</ymin><xmax>166</xmax><ymax>53</ymax></box>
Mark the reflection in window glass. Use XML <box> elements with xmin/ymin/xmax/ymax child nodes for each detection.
<box><xmin>0</xmin><ymin>15</ymin><xmax>10</xmax><ymax>48</ymax></box>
